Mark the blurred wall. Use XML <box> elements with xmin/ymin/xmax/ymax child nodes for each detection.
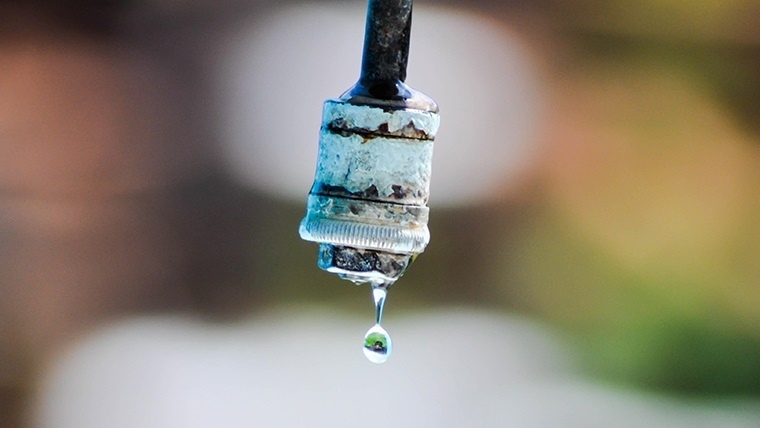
<box><xmin>1</xmin><ymin>0</ymin><xmax>760</xmax><ymax>426</ymax></box>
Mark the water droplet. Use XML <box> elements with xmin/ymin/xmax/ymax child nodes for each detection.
<box><xmin>362</xmin><ymin>281</ymin><xmax>393</xmax><ymax>364</ymax></box>
<box><xmin>363</xmin><ymin>324</ymin><xmax>392</xmax><ymax>364</ymax></box>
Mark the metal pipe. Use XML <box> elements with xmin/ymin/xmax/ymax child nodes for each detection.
<box><xmin>359</xmin><ymin>0</ymin><xmax>413</xmax><ymax>98</ymax></box>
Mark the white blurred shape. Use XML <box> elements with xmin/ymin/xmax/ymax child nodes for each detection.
<box><xmin>216</xmin><ymin>4</ymin><xmax>542</xmax><ymax>206</ymax></box>
<box><xmin>36</xmin><ymin>310</ymin><xmax>562</xmax><ymax>428</ymax></box>
<box><xmin>36</xmin><ymin>309</ymin><xmax>760</xmax><ymax>428</ymax></box>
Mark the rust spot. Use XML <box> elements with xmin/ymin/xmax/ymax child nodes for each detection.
<box><xmin>326</xmin><ymin>119</ymin><xmax>431</xmax><ymax>141</ymax></box>
<box><xmin>391</xmin><ymin>185</ymin><xmax>406</xmax><ymax>199</ymax></box>
<box><xmin>363</xmin><ymin>184</ymin><xmax>380</xmax><ymax>198</ymax></box>
<box><xmin>401</xmin><ymin>120</ymin><xmax>428</xmax><ymax>139</ymax></box>
<box><xmin>314</xmin><ymin>183</ymin><xmax>380</xmax><ymax>200</ymax></box>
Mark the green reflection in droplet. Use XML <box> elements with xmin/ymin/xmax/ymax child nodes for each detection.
<box><xmin>363</xmin><ymin>324</ymin><xmax>392</xmax><ymax>364</ymax></box>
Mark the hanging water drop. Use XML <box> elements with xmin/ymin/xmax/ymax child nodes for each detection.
<box><xmin>363</xmin><ymin>282</ymin><xmax>393</xmax><ymax>364</ymax></box>
<box><xmin>363</xmin><ymin>324</ymin><xmax>392</xmax><ymax>364</ymax></box>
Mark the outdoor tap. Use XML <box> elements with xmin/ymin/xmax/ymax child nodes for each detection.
<box><xmin>299</xmin><ymin>0</ymin><xmax>440</xmax><ymax>285</ymax></box>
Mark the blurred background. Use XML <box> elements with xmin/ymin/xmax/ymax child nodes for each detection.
<box><xmin>1</xmin><ymin>0</ymin><xmax>759</xmax><ymax>426</ymax></box>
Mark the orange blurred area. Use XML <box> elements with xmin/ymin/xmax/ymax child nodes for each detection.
<box><xmin>1</xmin><ymin>0</ymin><xmax>760</xmax><ymax>427</ymax></box>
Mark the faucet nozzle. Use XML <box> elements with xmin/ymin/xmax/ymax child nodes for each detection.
<box><xmin>299</xmin><ymin>0</ymin><xmax>439</xmax><ymax>284</ymax></box>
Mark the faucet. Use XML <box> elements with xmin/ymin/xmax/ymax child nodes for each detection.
<box><xmin>299</xmin><ymin>0</ymin><xmax>440</xmax><ymax>285</ymax></box>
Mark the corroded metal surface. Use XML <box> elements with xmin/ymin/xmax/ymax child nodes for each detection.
<box><xmin>318</xmin><ymin>244</ymin><xmax>412</xmax><ymax>283</ymax></box>
<box><xmin>299</xmin><ymin>97</ymin><xmax>439</xmax><ymax>262</ymax></box>
<box><xmin>323</xmin><ymin>100</ymin><xmax>438</xmax><ymax>139</ymax></box>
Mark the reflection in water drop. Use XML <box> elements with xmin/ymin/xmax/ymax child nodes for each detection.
<box><xmin>363</xmin><ymin>282</ymin><xmax>393</xmax><ymax>364</ymax></box>
<box><xmin>363</xmin><ymin>324</ymin><xmax>392</xmax><ymax>364</ymax></box>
